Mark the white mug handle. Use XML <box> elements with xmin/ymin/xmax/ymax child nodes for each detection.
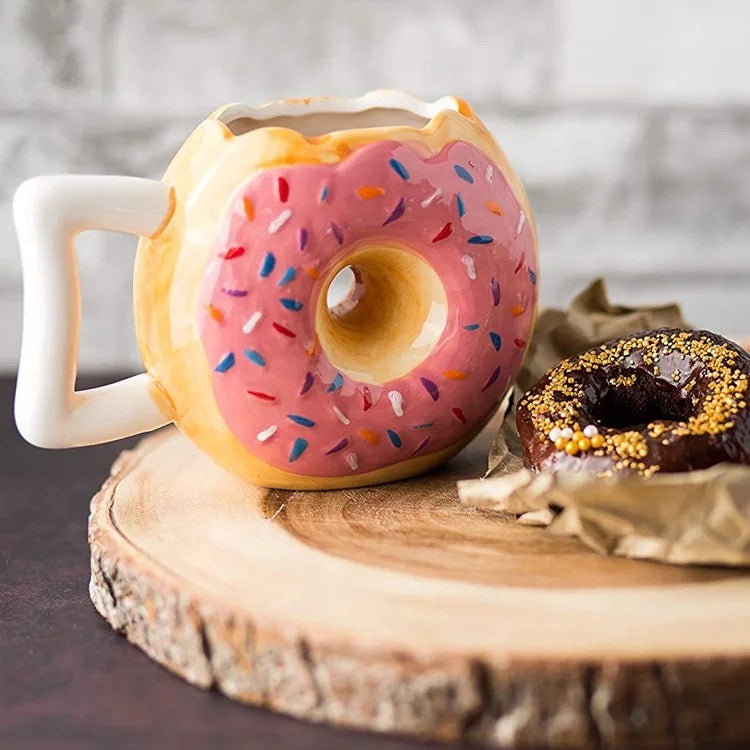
<box><xmin>14</xmin><ymin>175</ymin><xmax>174</xmax><ymax>448</ymax></box>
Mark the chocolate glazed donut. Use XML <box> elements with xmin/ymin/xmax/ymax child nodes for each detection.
<box><xmin>516</xmin><ymin>328</ymin><xmax>750</xmax><ymax>477</ymax></box>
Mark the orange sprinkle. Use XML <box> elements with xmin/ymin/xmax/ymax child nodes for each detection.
<box><xmin>486</xmin><ymin>200</ymin><xmax>503</xmax><ymax>216</ymax></box>
<box><xmin>357</xmin><ymin>185</ymin><xmax>386</xmax><ymax>200</ymax></box>
<box><xmin>243</xmin><ymin>197</ymin><xmax>254</xmax><ymax>220</ymax></box>
<box><xmin>442</xmin><ymin>370</ymin><xmax>467</xmax><ymax>380</ymax></box>
<box><xmin>304</xmin><ymin>266</ymin><xmax>320</xmax><ymax>280</ymax></box>
<box><xmin>305</xmin><ymin>334</ymin><xmax>319</xmax><ymax>357</ymax></box>
<box><xmin>510</xmin><ymin>305</ymin><xmax>525</xmax><ymax>316</ymax></box>
<box><xmin>358</xmin><ymin>428</ymin><xmax>379</xmax><ymax>445</ymax></box>
<box><xmin>206</xmin><ymin>304</ymin><xmax>224</xmax><ymax>323</ymax></box>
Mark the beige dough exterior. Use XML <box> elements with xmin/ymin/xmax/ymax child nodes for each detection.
<box><xmin>134</xmin><ymin>94</ymin><xmax>537</xmax><ymax>489</ymax></box>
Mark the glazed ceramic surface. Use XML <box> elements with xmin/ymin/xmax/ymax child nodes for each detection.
<box><xmin>15</xmin><ymin>91</ymin><xmax>538</xmax><ymax>489</ymax></box>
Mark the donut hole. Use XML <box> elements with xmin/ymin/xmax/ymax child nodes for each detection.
<box><xmin>317</xmin><ymin>241</ymin><xmax>448</xmax><ymax>384</ymax></box>
<box><xmin>592</xmin><ymin>369</ymin><xmax>694</xmax><ymax>430</ymax></box>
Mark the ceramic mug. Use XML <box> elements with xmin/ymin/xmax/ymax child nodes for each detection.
<box><xmin>14</xmin><ymin>91</ymin><xmax>538</xmax><ymax>489</ymax></box>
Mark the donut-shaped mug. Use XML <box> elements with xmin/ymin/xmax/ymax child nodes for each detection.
<box><xmin>14</xmin><ymin>91</ymin><xmax>538</xmax><ymax>489</ymax></box>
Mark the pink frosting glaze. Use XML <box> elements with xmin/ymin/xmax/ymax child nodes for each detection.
<box><xmin>197</xmin><ymin>139</ymin><xmax>536</xmax><ymax>476</ymax></box>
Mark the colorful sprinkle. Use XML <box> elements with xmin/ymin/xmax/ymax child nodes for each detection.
<box><xmin>510</xmin><ymin>304</ymin><xmax>525</xmax><ymax>316</ymax></box>
<box><xmin>358</xmin><ymin>185</ymin><xmax>385</xmax><ymax>200</ymax></box>
<box><xmin>461</xmin><ymin>254</ymin><xmax>477</xmax><ymax>280</ymax></box>
<box><xmin>514</xmin><ymin>338</ymin><xmax>527</xmax><ymax>348</ymax></box>
<box><xmin>333</xmin><ymin>405</ymin><xmax>350</xmax><ymax>425</ymax></box>
<box><xmin>432</xmin><ymin>222</ymin><xmax>453</xmax><ymax>243</ymax></box>
<box><xmin>242</xmin><ymin>311</ymin><xmax>263</xmax><ymax>334</ymax></box>
<box><xmin>243</xmin><ymin>197</ymin><xmax>255</xmax><ymax>220</ymax></box>
<box><xmin>412</xmin><ymin>436</ymin><xmax>431</xmax><ymax>455</ymax></box>
<box><xmin>362</xmin><ymin>386</ymin><xmax>372</xmax><ymax>411</ymax></box>
<box><xmin>325</xmin><ymin>438</ymin><xmax>349</xmax><ymax>455</ymax></box>
<box><xmin>272</xmin><ymin>321</ymin><xmax>296</xmax><ymax>337</ymax></box>
<box><xmin>276</xmin><ymin>267</ymin><xmax>296</xmax><ymax>286</ymax></box>
<box><xmin>468</xmin><ymin>234</ymin><xmax>493</xmax><ymax>245</ymax></box>
<box><xmin>256</xmin><ymin>424</ymin><xmax>277</xmax><ymax>442</ymax></box>
<box><xmin>298</xmin><ymin>227</ymin><xmax>308</xmax><ymax>251</ymax></box>
<box><xmin>481</xmin><ymin>365</ymin><xmax>502</xmax><ymax>391</ymax></box>
<box><xmin>382</xmin><ymin>197</ymin><xmax>406</xmax><ymax>226</ymax></box>
<box><xmin>358</xmin><ymin>428</ymin><xmax>379</xmax><ymax>445</ymax></box>
<box><xmin>454</xmin><ymin>164</ymin><xmax>474</xmax><ymax>183</ymax></box>
<box><xmin>452</xmin><ymin>407</ymin><xmax>467</xmax><ymax>424</ymax></box>
<box><xmin>386</xmin><ymin>429</ymin><xmax>403</xmax><ymax>448</ymax></box>
<box><xmin>222</xmin><ymin>287</ymin><xmax>248</xmax><ymax>297</ymax></box>
<box><xmin>304</xmin><ymin>266</ymin><xmax>320</xmax><ymax>280</ymax></box>
<box><xmin>287</xmin><ymin>414</ymin><xmax>316</xmax><ymax>428</ymax></box>
<box><xmin>330</xmin><ymin>222</ymin><xmax>344</xmax><ymax>245</ymax></box>
<box><xmin>421</xmin><ymin>187</ymin><xmax>442</xmax><ymax>207</ymax></box>
<box><xmin>280</xmin><ymin>297</ymin><xmax>303</xmax><ymax>311</ymax></box>
<box><xmin>456</xmin><ymin>192</ymin><xmax>465</xmax><ymax>217</ymax></box>
<box><xmin>489</xmin><ymin>331</ymin><xmax>502</xmax><ymax>351</ymax></box>
<box><xmin>420</xmin><ymin>377</ymin><xmax>440</xmax><ymax>401</ymax></box>
<box><xmin>346</xmin><ymin>452</ymin><xmax>359</xmax><ymax>471</ymax></box>
<box><xmin>529</xmin><ymin>268</ymin><xmax>537</xmax><ymax>284</ymax></box>
<box><xmin>517</xmin><ymin>209</ymin><xmax>526</xmax><ymax>237</ymax></box>
<box><xmin>268</xmin><ymin>208</ymin><xmax>292</xmax><ymax>234</ymax></box>
<box><xmin>247</xmin><ymin>390</ymin><xmax>275</xmax><ymax>401</ymax></box>
<box><xmin>300</xmin><ymin>371</ymin><xmax>314</xmax><ymax>395</ymax></box>
<box><xmin>486</xmin><ymin>200</ymin><xmax>503</xmax><ymax>216</ymax></box>
<box><xmin>514</xmin><ymin>253</ymin><xmax>526</xmax><ymax>274</ymax></box>
<box><xmin>277</xmin><ymin>176</ymin><xmax>289</xmax><ymax>203</ymax></box>
<box><xmin>413</xmin><ymin>422</ymin><xmax>434</xmax><ymax>429</ymax></box>
<box><xmin>463</xmin><ymin>323</ymin><xmax>480</xmax><ymax>331</ymax></box>
<box><xmin>388</xmin><ymin>390</ymin><xmax>404</xmax><ymax>417</ymax></box>
<box><xmin>485</xmin><ymin>164</ymin><xmax>494</xmax><ymax>183</ymax></box>
<box><xmin>260</xmin><ymin>252</ymin><xmax>276</xmax><ymax>278</ymax></box>
<box><xmin>243</xmin><ymin>348</ymin><xmax>266</xmax><ymax>367</ymax></box>
<box><xmin>214</xmin><ymin>352</ymin><xmax>235</xmax><ymax>373</ymax></box>
<box><xmin>221</xmin><ymin>245</ymin><xmax>245</xmax><ymax>260</ymax></box>
<box><xmin>490</xmin><ymin>277</ymin><xmax>501</xmax><ymax>306</ymax></box>
<box><xmin>443</xmin><ymin>370</ymin><xmax>467</xmax><ymax>380</ymax></box>
<box><xmin>289</xmin><ymin>437</ymin><xmax>308</xmax><ymax>462</ymax></box>
<box><xmin>206</xmin><ymin>304</ymin><xmax>224</xmax><ymax>323</ymax></box>
<box><xmin>319</xmin><ymin>185</ymin><xmax>329</xmax><ymax>202</ymax></box>
<box><xmin>327</xmin><ymin>373</ymin><xmax>344</xmax><ymax>393</ymax></box>
<box><xmin>305</xmin><ymin>335</ymin><xmax>319</xmax><ymax>357</ymax></box>
<box><xmin>389</xmin><ymin>158</ymin><xmax>409</xmax><ymax>180</ymax></box>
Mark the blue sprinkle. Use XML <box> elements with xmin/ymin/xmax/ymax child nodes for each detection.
<box><xmin>287</xmin><ymin>414</ymin><xmax>316</xmax><ymax>428</ymax></box>
<box><xmin>463</xmin><ymin>323</ymin><xmax>480</xmax><ymax>331</ymax></box>
<box><xmin>243</xmin><ymin>348</ymin><xmax>266</xmax><ymax>367</ymax></box>
<box><xmin>468</xmin><ymin>234</ymin><xmax>493</xmax><ymax>245</ymax></box>
<box><xmin>277</xmin><ymin>267</ymin><xmax>296</xmax><ymax>287</ymax></box>
<box><xmin>289</xmin><ymin>437</ymin><xmax>308</xmax><ymax>462</ymax></box>
<box><xmin>454</xmin><ymin>164</ymin><xmax>474</xmax><ymax>183</ymax></box>
<box><xmin>280</xmin><ymin>298</ymin><xmax>303</xmax><ymax>311</ymax></box>
<box><xmin>389</xmin><ymin>158</ymin><xmax>409</xmax><ymax>180</ymax></box>
<box><xmin>489</xmin><ymin>332</ymin><xmax>502</xmax><ymax>351</ymax></box>
<box><xmin>259</xmin><ymin>252</ymin><xmax>276</xmax><ymax>278</ymax></box>
<box><xmin>386</xmin><ymin>429</ymin><xmax>403</xmax><ymax>448</ymax></box>
<box><xmin>529</xmin><ymin>268</ymin><xmax>537</xmax><ymax>284</ymax></box>
<box><xmin>413</xmin><ymin>422</ymin><xmax>434</xmax><ymax>429</ymax></box>
<box><xmin>327</xmin><ymin>373</ymin><xmax>344</xmax><ymax>393</ymax></box>
<box><xmin>299</xmin><ymin>227</ymin><xmax>308</xmax><ymax>251</ymax></box>
<box><xmin>320</xmin><ymin>185</ymin><xmax>329</xmax><ymax>202</ymax></box>
<box><xmin>456</xmin><ymin>192</ymin><xmax>465</xmax><ymax>217</ymax></box>
<box><xmin>214</xmin><ymin>352</ymin><xmax>235</xmax><ymax>373</ymax></box>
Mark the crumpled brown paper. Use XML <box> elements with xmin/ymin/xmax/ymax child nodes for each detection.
<box><xmin>458</xmin><ymin>279</ymin><xmax>750</xmax><ymax>567</ymax></box>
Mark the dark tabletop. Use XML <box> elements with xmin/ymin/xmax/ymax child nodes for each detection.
<box><xmin>0</xmin><ymin>375</ymin><xmax>458</xmax><ymax>750</ymax></box>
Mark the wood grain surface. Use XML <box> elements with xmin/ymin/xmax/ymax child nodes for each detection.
<box><xmin>88</xmin><ymin>419</ymin><xmax>750</xmax><ymax>749</ymax></box>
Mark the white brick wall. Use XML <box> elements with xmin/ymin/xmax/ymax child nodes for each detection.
<box><xmin>1</xmin><ymin>0</ymin><xmax>749</xmax><ymax>371</ymax></box>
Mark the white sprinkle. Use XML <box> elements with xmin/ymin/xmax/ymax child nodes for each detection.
<box><xmin>561</xmin><ymin>427</ymin><xmax>573</xmax><ymax>439</ymax></box>
<box><xmin>268</xmin><ymin>503</ymin><xmax>285</xmax><ymax>521</ymax></box>
<box><xmin>485</xmin><ymin>164</ymin><xmax>493</xmax><ymax>183</ymax></box>
<box><xmin>421</xmin><ymin>187</ymin><xmax>442</xmax><ymax>208</ymax></box>
<box><xmin>242</xmin><ymin>311</ymin><xmax>263</xmax><ymax>334</ymax></box>
<box><xmin>549</xmin><ymin>427</ymin><xmax>562</xmax><ymax>442</ymax></box>
<box><xmin>268</xmin><ymin>208</ymin><xmax>292</xmax><ymax>234</ymax></box>
<box><xmin>461</xmin><ymin>254</ymin><xmax>477</xmax><ymax>280</ymax></box>
<box><xmin>204</xmin><ymin>258</ymin><xmax>218</xmax><ymax>277</ymax></box>
<box><xmin>388</xmin><ymin>390</ymin><xmax>404</xmax><ymax>417</ymax></box>
<box><xmin>516</xmin><ymin>209</ymin><xmax>526</xmax><ymax>237</ymax></box>
<box><xmin>583</xmin><ymin>425</ymin><xmax>599</xmax><ymax>438</ymax></box>
<box><xmin>256</xmin><ymin>425</ymin><xmax>277</xmax><ymax>442</ymax></box>
<box><xmin>332</xmin><ymin>406</ymin><xmax>350</xmax><ymax>425</ymax></box>
<box><xmin>346</xmin><ymin>452</ymin><xmax>359</xmax><ymax>471</ymax></box>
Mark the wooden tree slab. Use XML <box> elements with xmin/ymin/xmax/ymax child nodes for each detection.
<box><xmin>88</xmin><ymin>421</ymin><xmax>750</xmax><ymax>749</ymax></box>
